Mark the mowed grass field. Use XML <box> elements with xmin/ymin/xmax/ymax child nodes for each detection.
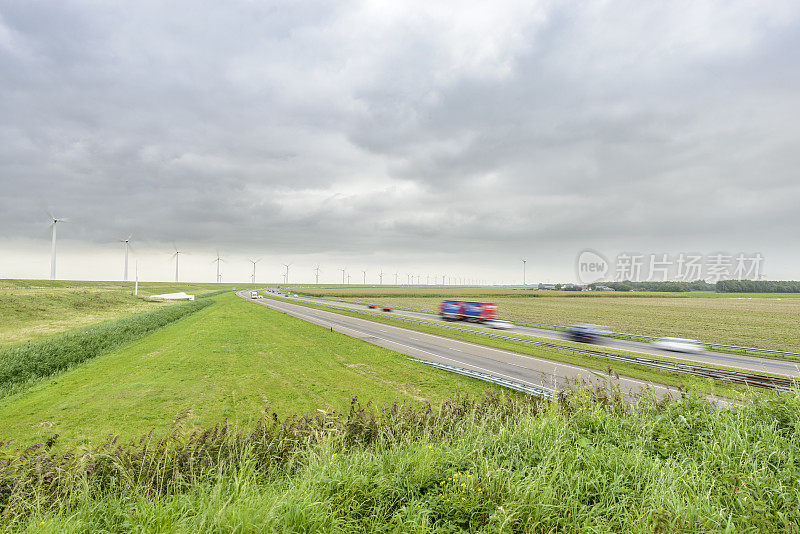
<box><xmin>296</xmin><ymin>286</ymin><xmax>800</xmax><ymax>351</ymax></box>
<box><xmin>0</xmin><ymin>279</ymin><xmax>236</xmax><ymax>350</ymax></box>
<box><xmin>0</xmin><ymin>291</ymin><xmax>492</xmax><ymax>447</ymax></box>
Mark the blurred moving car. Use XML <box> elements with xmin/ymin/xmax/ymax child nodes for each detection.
<box><xmin>367</xmin><ymin>304</ymin><xmax>377</xmax><ymax>309</ymax></box>
<box><xmin>652</xmin><ymin>337</ymin><xmax>703</xmax><ymax>353</ymax></box>
<box><xmin>566</xmin><ymin>324</ymin><xmax>608</xmax><ymax>343</ymax></box>
<box><xmin>382</xmin><ymin>307</ymin><xmax>393</xmax><ymax>312</ymax></box>
<box><xmin>485</xmin><ymin>320</ymin><xmax>514</xmax><ymax>330</ymax></box>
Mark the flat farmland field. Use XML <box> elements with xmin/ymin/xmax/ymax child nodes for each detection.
<box><xmin>295</xmin><ymin>287</ymin><xmax>800</xmax><ymax>351</ymax></box>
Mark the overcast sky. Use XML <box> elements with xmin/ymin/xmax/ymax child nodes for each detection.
<box><xmin>1</xmin><ymin>0</ymin><xmax>799</xmax><ymax>284</ymax></box>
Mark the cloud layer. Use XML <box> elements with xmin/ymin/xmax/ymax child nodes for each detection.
<box><xmin>1</xmin><ymin>0</ymin><xmax>799</xmax><ymax>282</ymax></box>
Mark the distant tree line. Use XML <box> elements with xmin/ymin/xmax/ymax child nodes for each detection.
<box><xmin>716</xmin><ymin>280</ymin><xmax>800</xmax><ymax>293</ymax></box>
<box><xmin>587</xmin><ymin>281</ymin><xmax>715</xmax><ymax>292</ymax></box>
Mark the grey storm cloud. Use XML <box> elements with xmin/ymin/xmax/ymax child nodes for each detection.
<box><xmin>1</xmin><ymin>0</ymin><xmax>800</xmax><ymax>269</ymax></box>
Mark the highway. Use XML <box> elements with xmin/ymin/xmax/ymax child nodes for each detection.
<box><xmin>275</xmin><ymin>292</ymin><xmax>800</xmax><ymax>378</ymax></box>
<box><xmin>238</xmin><ymin>291</ymin><xmax>729</xmax><ymax>403</ymax></box>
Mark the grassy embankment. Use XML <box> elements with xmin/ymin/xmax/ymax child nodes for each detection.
<box><xmin>2</xmin><ymin>391</ymin><xmax>799</xmax><ymax>532</ymax></box>
<box><xmin>295</xmin><ymin>286</ymin><xmax>800</xmax><ymax>352</ymax></box>
<box><xmin>0</xmin><ymin>292</ymin><xmax>494</xmax><ymax>447</ymax></box>
<box><xmin>0</xmin><ymin>279</ymin><xmax>236</xmax><ymax>350</ymax></box>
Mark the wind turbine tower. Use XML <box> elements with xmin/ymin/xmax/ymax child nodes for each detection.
<box><xmin>120</xmin><ymin>235</ymin><xmax>132</xmax><ymax>281</ymax></box>
<box><xmin>282</xmin><ymin>263</ymin><xmax>291</xmax><ymax>284</ymax></box>
<box><xmin>339</xmin><ymin>268</ymin><xmax>346</xmax><ymax>284</ymax></box>
<box><xmin>522</xmin><ymin>259</ymin><xmax>527</xmax><ymax>288</ymax></box>
<box><xmin>172</xmin><ymin>247</ymin><xmax>184</xmax><ymax>283</ymax></box>
<box><xmin>361</xmin><ymin>269</ymin><xmax>367</xmax><ymax>285</ymax></box>
<box><xmin>250</xmin><ymin>258</ymin><xmax>261</xmax><ymax>284</ymax></box>
<box><xmin>379</xmin><ymin>269</ymin><xmax>384</xmax><ymax>285</ymax></box>
<box><xmin>47</xmin><ymin>211</ymin><xmax>68</xmax><ymax>280</ymax></box>
<box><xmin>212</xmin><ymin>251</ymin><xmax>224</xmax><ymax>283</ymax></box>
<box><xmin>314</xmin><ymin>265</ymin><xmax>321</xmax><ymax>285</ymax></box>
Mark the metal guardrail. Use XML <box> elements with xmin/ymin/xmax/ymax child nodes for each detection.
<box><xmin>408</xmin><ymin>358</ymin><xmax>553</xmax><ymax>399</ymax></box>
<box><xmin>262</xmin><ymin>293</ymin><xmax>798</xmax><ymax>392</ymax></box>
<box><xmin>287</xmin><ymin>292</ymin><xmax>800</xmax><ymax>359</ymax></box>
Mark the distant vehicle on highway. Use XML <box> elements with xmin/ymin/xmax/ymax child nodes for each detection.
<box><xmin>367</xmin><ymin>304</ymin><xmax>377</xmax><ymax>309</ymax></box>
<box><xmin>652</xmin><ymin>337</ymin><xmax>703</xmax><ymax>353</ymax></box>
<box><xmin>250</xmin><ymin>291</ymin><xmax>259</xmax><ymax>299</ymax></box>
<box><xmin>565</xmin><ymin>324</ymin><xmax>608</xmax><ymax>343</ymax></box>
<box><xmin>440</xmin><ymin>300</ymin><xmax>498</xmax><ymax>323</ymax></box>
<box><xmin>382</xmin><ymin>306</ymin><xmax>393</xmax><ymax>312</ymax></box>
<box><xmin>486</xmin><ymin>320</ymin><xmax>514</xmax><ymax>330</ymax></box>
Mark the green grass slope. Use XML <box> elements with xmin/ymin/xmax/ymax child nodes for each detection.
<box><xmin>0</xmin><ymin>279</ymin><xmax>237</xmax><ymax>350</ymax></box>
<box><xmin>0</xmin><ymin>292</ymin><xmax>493</xmax><ymax>447</ymax></box>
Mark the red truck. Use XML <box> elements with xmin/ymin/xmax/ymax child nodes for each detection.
<box><xmin>440</xmin><ymin>300</ymin><xmax>497</xmax><ymax>323</ymax></box>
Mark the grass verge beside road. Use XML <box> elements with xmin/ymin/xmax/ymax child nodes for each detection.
<box><xmin>0</xmin><ymin>292</ymin><xmax>495</xmax><ymax>448</ymax></box>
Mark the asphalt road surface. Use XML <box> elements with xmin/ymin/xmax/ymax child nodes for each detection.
<box><xmin>239</xmin><ymin>291</ymin><xmax>732</xmax><ymax>404</ymax></box>
<box><xmin>274</xmin><ymin>292</ymin><xmax>800</xmax><ymax>378</ymax></box>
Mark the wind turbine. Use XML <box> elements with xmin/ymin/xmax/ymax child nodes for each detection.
<box><xmin>339</xmin><ymin>268</ymin><xmax>346</xmax><ymax>284</ymax></box>
<box><xmin>249</xmin><ymin>258</ymin><xmax>261</xmax><ymax>284</ymax></box>
<box><xmin>314</xmin><ymin>265</ymin><xmax>321</xmax><ymax>285</ymax></box>
<box><xmin>394</xmin><ymin>272</ymin><xmax>399</xmax><ymax>285</ymax></box>
<box><xmin>361</xmin><ymin>269</ymin><xmax>367</xmax><ymax>285</ymax></box>
<box><xmin>378</xmin><ymin>268</ymin><xmax>384</xmax><ymax>285</ymax></box>
<box><xmin>172</xmin><ymin>246</ymin><xmax>184</xmax><ymax>283</ymax></box>
<box><xmin>212</xmin><ymin>251</ymin><xmax>224</xmax><ymax>283</ymax></box>
<box><xmin>282</xmin><ymin>263</ymin><xmax>291</xmax><ymax>284</ymax></box>
<box><xmin>46</xmin><ymin>210</ymin><xmax>69</xmax><ymax>280</ymax></box>
<box><xmin>522</xmin><ymin>259</ymin><xmax>527</xmax><ymax>288</ymax></box>
<box><xmin>120</xmin><ymin>235</ymin><xmax>132</xmax><ymax>281</ymax></box>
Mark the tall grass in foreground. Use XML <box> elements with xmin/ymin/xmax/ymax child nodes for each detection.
<box><xmin>1</xmin><ymin>389</ymin><xmax>798</xmax><ymax>532</ymax></box>
<box><xmin>0</xmin><ymin>299</ymin><xmax>212</xmax><ymax>398</ymax></box>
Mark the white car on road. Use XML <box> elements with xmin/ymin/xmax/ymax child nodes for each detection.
<box><xmin>485</xmin><ymin>320</ymin><xmax>515</xmax><ymax>330</ymax></box>
<box><xmin>652</xmin><ymin>337</ymin><xmax>704</xmax><ymax>353</ymax></box>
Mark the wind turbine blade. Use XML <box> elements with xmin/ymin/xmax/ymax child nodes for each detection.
<box><xmin>40</xmin><ymin>201</ymin><xmax>54</xmax><ymax>221</ymax></box>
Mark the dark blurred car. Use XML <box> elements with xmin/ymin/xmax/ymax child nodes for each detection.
<box><xmin>382</xmin><ymin>307</ymin><xmax>393</xmax><ymax>312</ymax></box>
<box><xmin>565</xmin><ymin>324</ymin><xmax>608</xmax><ymax>343</ymax></box>
<box><xmin>367</xmin><ymin>304</ymin><xmax>377</xmax><ymax>309</ymax></box>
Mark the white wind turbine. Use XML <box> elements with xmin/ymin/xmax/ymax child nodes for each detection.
<box><xmin>212</xmin><ymin>251</ymin><xmax>224</xmax><ymax>283</ymax></box>
<box><xmin>339</xmin><ymin>268</ymin><xmax>346</xmax><ymax>284</ymax></box>
<box><xmin>378</xmin><ymin>268</ymin><xmax>384</xmax><ymax>285</ymax></box>
<box><xmin>282</xmin><ymin>263</ymin><xmax>291</xmax><ymax>284</ymax></box>
<box><xmin>171</xmin><ymin>245</ymin><xmax>185</xmax><ymax>283</ymax></box>
<box><xmin>314</xmin><ymin>265</ymin><xmax>321</xmax><ymax>285</ymax></box>
<box><xmin>249</xmin><ymin>258</ymin><xmax>261</xmax><ymax>284</ymax></box>
<box><xmin>120</xmin><ymin>235</ymin><xmax>132</xmax><ymax>281</ymax></box>
<box><xmin>46</xmin><ymin>209</ymin><xmax>69</xmax><ymax>280</ymax></box>
<box><xmin>361</xmin><ymin>269</ymin><xmax>367</xmax><ymax>285</ymax></box>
